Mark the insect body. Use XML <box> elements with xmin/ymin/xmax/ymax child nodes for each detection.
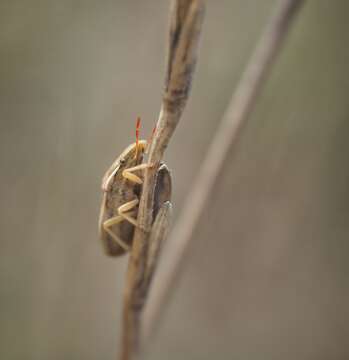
<box><xmin>99</xmin><ymin>121</ymin><xmax>172</xmax><ymax>257</ymax></box>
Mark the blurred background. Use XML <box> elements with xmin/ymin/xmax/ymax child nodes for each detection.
<box><xmin>1</xmin><ymin>1</ymin><xmax>348</xmax><ymax>359</ymax></box>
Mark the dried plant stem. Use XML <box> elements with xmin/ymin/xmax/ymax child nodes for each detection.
<box><xmin>119</xmin><ymin>1</ymin><xmax>205</xmax><ymax>360</ymax></box>
<box><xmin>143</xmin><ymin>0</ymin><xmax>306</xmax><ymax>343</ymax></box>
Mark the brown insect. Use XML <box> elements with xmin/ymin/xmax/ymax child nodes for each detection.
<box><xmin>99</xmin><ymin>118</ymin><xmax>172</xmax><ymax>256</ymax></box>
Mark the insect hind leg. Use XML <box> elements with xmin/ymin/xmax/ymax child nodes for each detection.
<box><xmin>103</xmin><ymin>197</ymin><xmax>142</xmax><ymax>252</ymax></box>
<box><xmin>103</xmin><ymin>215</ymin><xmax>131</xmax><ymax>252</ymax></box>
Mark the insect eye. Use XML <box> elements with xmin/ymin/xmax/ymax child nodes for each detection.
<box><xmin>120</xmin><ymin>158</ymin><xmax>126</xmax><ymax>165</ymax></box>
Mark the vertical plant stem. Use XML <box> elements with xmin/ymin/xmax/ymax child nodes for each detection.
<box><xmin>143</xmin><ymin>0</ymin><xmax>306</xmax><ymax>344</ymax></box>
<box><xmin>119</xmin><ymin>1</ymin><xmax>205</xmax><ymax>359</ymax></box>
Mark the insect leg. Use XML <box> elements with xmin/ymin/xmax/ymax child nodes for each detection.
<box><xmin>118</xmin><ymin>198</ymin><xmax>139</xmax><ymax>226</ymax></box>
<box><xmin>122</xmin><ymin>163</ymin><xmax>153</xmax><ymax>184</ymax></box>
<box><xmin>103</xmin><ymin>216</ymin><xmax>131</xmax><ymax>252</ymax></box>
<box><xmin>102</xmin><ymin>197</ymin><xmax>140</xmax><ymax>252</ymax></box>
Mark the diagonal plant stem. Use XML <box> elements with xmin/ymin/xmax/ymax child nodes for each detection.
<box><xmin>119</xmin><ymin>1</ymin><xmax>205</xmax><ymax>359</ymax></box>
<box><xmin>142</xmin><ymin>0</ymin><xmax>306</xmax><ymax>344</ymax></box>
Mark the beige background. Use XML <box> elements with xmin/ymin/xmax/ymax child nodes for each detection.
<box><xmin>1</xmin><ymin>1</ymin><xmax>348</xmax><ymax>359</ymax></box>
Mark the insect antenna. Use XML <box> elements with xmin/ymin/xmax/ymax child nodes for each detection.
<box><xmin>135</xmin><ymin>117</ymin><xmax>141</xmax><ymax>161</ymax></box>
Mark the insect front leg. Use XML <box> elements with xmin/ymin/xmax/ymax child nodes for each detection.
<box><xmin>122</xmin><ymin>163</ymin><xmax>154</xmax><ymax>184</ymax></box>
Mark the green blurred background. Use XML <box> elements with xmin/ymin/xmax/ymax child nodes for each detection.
<box><xmin>1</xmin><ymin>1</ymin><xmax>348</xmax><ymax>359</ymax></box>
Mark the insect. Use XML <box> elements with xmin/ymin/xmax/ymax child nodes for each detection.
<box><xmin>99</xmin><ymin>118</ymin><xmax>172</xmax><ymax>257</ymax></box>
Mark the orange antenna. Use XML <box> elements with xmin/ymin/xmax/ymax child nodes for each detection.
<box><xmin>135</xmin><ymin>117</ymin><xmax>141</xmax><ymax>160</ymax></box>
